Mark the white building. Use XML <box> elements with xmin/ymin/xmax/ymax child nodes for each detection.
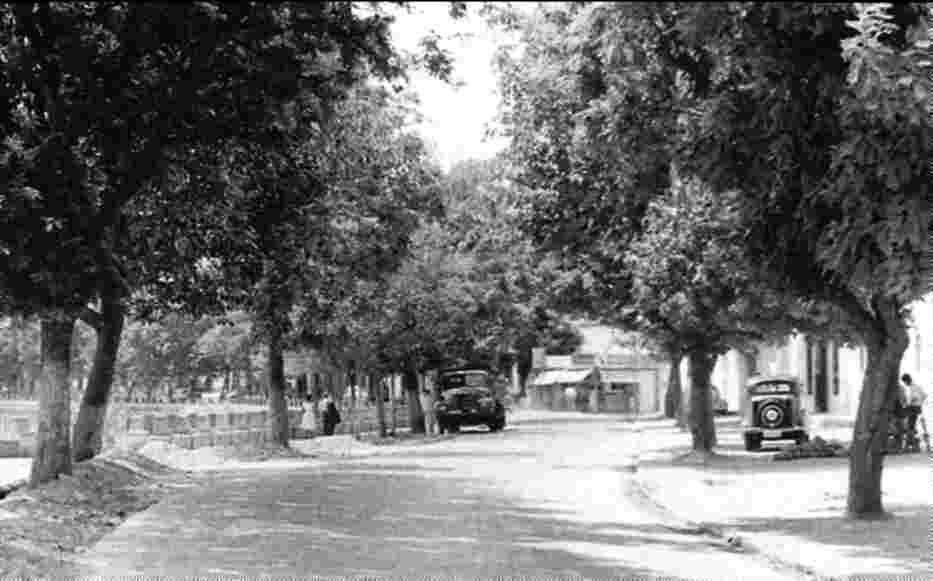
<box><xmin>527</xmin><ymin>323</ymin><xmax>666</xmax><ymax>415</ymax></box>
<box><xmin>690</xmin><ymin>293</ymin><xmax>933</xmax><ymax>419</ymax></box>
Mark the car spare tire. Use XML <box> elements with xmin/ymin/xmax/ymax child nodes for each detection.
<box><xmin>758</xmin><ymin>400</ymin><xmax>786</xmax><ymax>429</ymax></box>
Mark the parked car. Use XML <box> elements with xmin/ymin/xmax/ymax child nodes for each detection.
<box><xmin>434</xmin><ymin>368</ymin><xmax>506</xmax><ymax>433</ymax></box>
<box><xmin>742</xmin><ymin>375</ymin><xmax>809</xmax><ymax>451</ymax></box>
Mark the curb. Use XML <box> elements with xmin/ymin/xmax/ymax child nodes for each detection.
<box><xmin>0</xmin><ymin>477</ymin><xmax>27</xmax><ymax>500</ymax></box>
<box><xmin>632</xmin><ymin>471</ymin><xmax>820</xmax><ymax>581</ymax></box>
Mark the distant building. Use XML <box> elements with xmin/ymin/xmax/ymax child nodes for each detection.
<box><xmin>527</xmin><ymin>323</ymin><xmax>666</xmax><ymax>414</ymax></box>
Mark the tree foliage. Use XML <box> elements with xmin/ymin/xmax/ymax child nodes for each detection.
<box><xmin>0</xmin><ymin>1</ymin><xmax>457</xmax><ymax>480</ymax></box>
<box><xmin>499</xmin><ymin>1</ymin><xmax>930</xmax><ymax>516</ymax></box>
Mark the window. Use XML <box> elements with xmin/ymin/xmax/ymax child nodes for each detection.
<box><xmin>609</xmin><ymin>382</ymin><xmax>638</xmax><ymax>393</ymax></box>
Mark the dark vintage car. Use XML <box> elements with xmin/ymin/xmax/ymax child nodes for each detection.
<box><xmin>435</xmin><ymin>368</ymin><xmax>506</xmax><ymax>433</ymax></box>
<box><xmin>742</xmin><ymin>375</ymin><xmax>809</xmax><ymax>451</ymax></box>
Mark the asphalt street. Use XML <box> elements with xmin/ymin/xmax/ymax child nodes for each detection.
<box><xmin>68</xmin><ymin>414</ymin><xmax>804</xmax><ymax>580</ymax></box>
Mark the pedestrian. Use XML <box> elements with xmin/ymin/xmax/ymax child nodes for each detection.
<box><xmin>300</xmin><ymin>394</ymin><xmax>318</xmax><ymax>435</ymax></box>
<box><xmin>901</xmin><ymin>374</ymin><xmax>927</xmax><ymax>451</ymax></box>
<box><xmin>890</xmin><ymin>379</ymin><xmax>907</xmax><ymax>452</ymax></box>
<box><xmin>322</xmin><ymin>393</ymin><xmax>341</xmax><ymax>436</ymax></box>
<box><xmin>419</xmin><ymin>386</ymin><xmax>436</xmax><ymax>436</ymax></box>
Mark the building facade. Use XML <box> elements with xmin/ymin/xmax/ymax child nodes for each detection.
<box><xmin>527</xmin><ymin>323</ymin><xmax>665</xmax><ymax>414</ymax></box>
<box><xmin>695</xmin><ymin>292</ymin><xmax>933</xmax><ymax>419</ymax></box>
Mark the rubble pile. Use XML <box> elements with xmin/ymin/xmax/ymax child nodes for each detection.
<box><xmin>774</xmin><ymin>436</ymin><xmax>849</xmax><ymax>460</ymax></box>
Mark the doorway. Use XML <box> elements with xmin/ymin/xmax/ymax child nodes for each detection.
<box><xmin>808</xmin><ymin>338</ymin><xmax>829</xmax><ymax>413</ymax></box>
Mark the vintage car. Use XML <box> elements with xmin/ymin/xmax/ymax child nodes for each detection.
<box><xmin>742</xmin><ymin>375</ymin><xmax>809</xmax><ymax>451</ymax></box>
<box><xmin>434</xmin><ymin>368</ymin><xmax>506</xmax><ymax>433</ymax></box>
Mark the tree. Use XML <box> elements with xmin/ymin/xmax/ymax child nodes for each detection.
<box><xmin>495</xmin><ymin>2</ymin><xmax>867</xmax><ymax>456</ymax></box>
<box><xmin>495</xmin><ymin>3</ymin><xmax>705</xmax><ymax>435</ymax></box>
<box><xmin>443</xmin><ymin>158</ymin><xmax>583</xmax><ymax>392</ymax></box>
<box><xmin>350</xmin><ymin>155</ymin><xmax>580</xmax><ymax>433</ymax></box>
<box><xmin>0</xmin><ymin>2</ymin><xmax>420</xmax><ymax>482</ymax></box>
<box><xmin>184</xmin><ymin>83</ymin><xmax>443</xmax><ymax>446</ymax></box>
<box><xmin>660</xmin><ymin>2</ymin><xmax>930</xmax><ymax>517</ymax></box>
<box><xmin>0</xmin><ymin>315</ymin><xmax>40</xmax><ymax>398</ymax></box>
<box><xmin>624</xmin><ymin>178</ymin><xmax>807</xmax><ymax>453</ymax></box>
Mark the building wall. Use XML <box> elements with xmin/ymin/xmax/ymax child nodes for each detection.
<box><xmin>905</xmin><ymin>294</ymin><xmax>932</xmax><ymax>388</ymax></box>
<box><xmin>639</xmin><ymin>294</ymin><xmax>932</xmax><ymax>421</ymax></box>
<box><xmin>599</xmin><ymin>367</ymin><xmax>660</xmax><ymax>414</ymax></box>
<box><xmin>710</xmin><ymin>294</ymin><xmax>933</xmax><ymax>421</ymax></box>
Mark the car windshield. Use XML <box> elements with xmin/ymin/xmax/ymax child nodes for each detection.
<box><xmin>439</xmin><ymin>371</ymin><xmax>489</xmax><ymax>391</ymax></box>
<box><xmin>442</xmin><ymin>386</ymin><xmax>491</xmax><ymax>398</ymax></box>
<box><xmin>750</xmin><ymin>381</ymin><xmax>795</xmax><ymax>394</ymax></box>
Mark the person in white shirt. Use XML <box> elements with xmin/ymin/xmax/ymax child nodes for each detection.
<box><xmin>300</xmin><ymin>395</ymin><xmax>318</xmax><ymax>434</ymax></box>
<box><xmin>419</xmin><ymin>386</ymin><xmax>437</xmax><ymax>436</ymax></box>
<box><xmin>901</xmin><ymin>374</ymin><xmax>926</xmax><ymax>450</ymax></box>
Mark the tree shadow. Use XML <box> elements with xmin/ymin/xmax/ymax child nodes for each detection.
<box><xmin>67</xmin><ymin>459</ymin><xmax>755</xmax><ymax>580</ymax></box>
<box><xmin>731</xmin><ymin>504</ymin><xmax>930</xmax><ymax>577</ymax></box>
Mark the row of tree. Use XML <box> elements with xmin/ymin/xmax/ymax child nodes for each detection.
<box><xmin>0</xmin><ymin>312</ymin><xmax>259</xmax><ymax>402</ymax></box>
<box><xmin>495</xmin><ymin>2</ymin><xmax>930</xmax><ymax>518</ymax></box>
<box><xmin>0</xmin><ymin>153</ymin><xmax>582</xmax><ymax>428</ymax></box>
<box><xmin>0</xmin><ymin>1</ymin><xmax>580</xmax><ymax>487</ymax></box>
<box><xmin>0</xmin><ymin>2</ymin><xmax>464</xmax><ymax>485</ymax></box>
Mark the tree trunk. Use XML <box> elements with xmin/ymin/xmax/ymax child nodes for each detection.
<box><xmin>687</xmin><ymin>348</ymin><xmax>717</xmax><ymax>454</ymax></box>
<box><xmin>664</xmin><ymin>350</ymin><xmax>683</xmax><ymax>420</ymax></box>
<box><xmin>403</xmin><ymin>366</ymin><xmax>424</xmax><ymax>433</ymax></box>
<box><xmin>266</xmin><ymin>329</ymin><xmax>290</xmax><ymax>447</ymax></box>
<box><xmin>10</xmin><ymin>314</ymin><xmax>22</xmax><ymax>397</ymax></box>
<box><xmin>390</xmin><ymin>378</ymin><xmax>398</xmax><ymax>435</ymax></box>
<box><xmin>30</xmin><ymin>313</ymin><xmax>77</xmax><ymax>486</ymax></box>
<box><xmin>847</xmin><ymin>299</ymin><xmax>910</xmax><ymax>518</ymax></box>
<box><xmin>73</xmin><ymin>296</ymin><xmax>125</xmax><ymax>462</ymax></box>
<box><xmin>373</xmin><ymin>374</ymin><xmax>387</xmax><ymax>438</ymax></box>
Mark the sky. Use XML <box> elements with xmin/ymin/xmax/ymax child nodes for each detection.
<box><xmin>389</xmin><ymin>3</ymin><xmax>515</xmax><ymax>170</ymax></box>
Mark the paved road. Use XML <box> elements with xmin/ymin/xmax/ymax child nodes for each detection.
<box><xmin>69</xmin><ymin>414</ymin><xmax>802</xmax><ymax>580</ymax></box>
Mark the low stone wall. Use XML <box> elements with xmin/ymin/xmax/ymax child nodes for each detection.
<box><xmin>329</xmin><ymin>403</ymin><xmax>411</xmax><ymax>436</ymax></box>
<box><xmin>0</xmin><ymin>400</ymin><xmax>414</xmax><ymax>457</ymax></box>
<box><xmin>109</xmin><ymin>408</ymin><xmax>284</xmax><ymax>452</ymax></box>
<box><xmin>0</xmin><ymin>404</ymin><xmax>38</xmax><ymax>458</ymax></box>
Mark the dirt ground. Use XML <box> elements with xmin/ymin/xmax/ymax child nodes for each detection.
<box><xmin>0</xmin><ymin>451</ymin><xmax>192</xmax><ymax>577</ymax></box>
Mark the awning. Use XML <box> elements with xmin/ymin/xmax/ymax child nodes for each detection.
<box><xmin>530</xmin><ymin>368</ymin><xmax>593</xmax><ymax>386</ymax></box>
<box><xmin>600</xmin><ymin>369</ymin><xmax>638</xmax><ymax>384</ymax></box>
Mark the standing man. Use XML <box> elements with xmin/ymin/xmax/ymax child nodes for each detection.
<box><xmin>322</xmin><ymin>393</ymin><xmax>341</xmax><ymax>436</ymax></box>
<box><xmin>419</xmin><ymin>385</ymin><xmax>437</xmax><ymax>436</ymax></box>
<box><xmin>901</xmin><ymin>374</ymin><xmax>927</xmax><ymax>451</ymax></box>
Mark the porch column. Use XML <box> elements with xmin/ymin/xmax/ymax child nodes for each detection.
<box><xmin>589</xmin><ymin>383</ymin><xmax>600</xmax><ymax>413</ymax></box>
<box><xmin>511</xmin><ymin>361</ymin><xmax>521</xmax><ymax>397</ymax></box>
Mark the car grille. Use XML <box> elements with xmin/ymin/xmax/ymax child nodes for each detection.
<box><xmin>453</xmin><ymin>394</ymin><xmax>479</xmax><ymax>409</ymax></box>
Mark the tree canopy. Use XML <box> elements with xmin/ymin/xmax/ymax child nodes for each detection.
<box><xmin>496</xmin><ymin>1</ymin><xmax>931</xmax><ymax>517</ymax></box>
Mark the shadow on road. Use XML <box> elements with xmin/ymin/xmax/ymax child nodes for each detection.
<box><xmin>730</xmin><ymin>505</ymin><xmax>930</xmax><ymax>577</ymax></box>
<box><xmin>69</xmin><ymin>458</ymin><xmax>739</xmax><ymax>580</ymax></box>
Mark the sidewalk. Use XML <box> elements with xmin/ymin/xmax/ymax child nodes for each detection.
<box><xmin>637</xmin><ymin>451</ymin><xmax>930</xmax><ymax>578</ymax></box>
<box><xmin>0</xmin><ymin>458</ymin><xmax>30</xmax><ymax>489</ymax></box>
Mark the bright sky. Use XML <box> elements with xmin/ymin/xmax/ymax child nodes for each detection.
<box><xmin>389</xmin><ymin>3</ymin><xmax>515</xmax><ymax>170</ymax></box>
